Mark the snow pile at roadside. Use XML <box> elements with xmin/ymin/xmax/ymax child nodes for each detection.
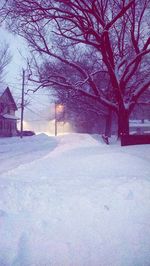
<box><xmin>0</xmin><ymin>134</ymin><xmax>57</xmax><ymax>174</ymax></box>
<box><xmin>0</xmin><ymin>133</ymin><xmax>150</xmax><ymax>266</ymax></box>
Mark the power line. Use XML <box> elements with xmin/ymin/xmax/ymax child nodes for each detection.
<box><xmin>0</xmin><ymin>81</ymin><xmax>37</xmax><ymax>87</ymax></box>
<box><xmin>12</xmin><ymin>91</ymin><xmax>52</xmax><ymax>96</ymax></box>
<box><xmin>22</xmin><ymin>118</ymin><xmax>50</xmax><ymax>122</ymax></box>
<box><xmin>27</xmin><ymin>94</ymin><xmax>51</xmax><ymax>107</ymax></box>
<box><xmin>20</xmin><ymin>69</ymin><xmax>25</xmax><ymax>138</ymax></box>
<box><xmin>25</xmin><ymin>106</ymin><xmax>50</xmax><ymax>120</ymax></box>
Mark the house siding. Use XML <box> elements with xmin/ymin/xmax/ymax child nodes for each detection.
<box><xmin>0</xmin><ymin>88</ymin><xmax>18</xmax><ymax>137</ymax></box>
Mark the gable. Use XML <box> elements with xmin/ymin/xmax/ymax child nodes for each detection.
<box><xmin>0</xmin><ymin>87</ymin><xmax>17</xmax><ymax>111</ymax></box>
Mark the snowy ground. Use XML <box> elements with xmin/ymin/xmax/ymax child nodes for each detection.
<box><xmin>0</xmin><ymin>133</ymin><xmax>150</xmax><ymax>266</ymax></box>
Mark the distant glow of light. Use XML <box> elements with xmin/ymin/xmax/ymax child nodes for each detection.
<box><xmin>18</xmin><ymin>119</ymin><xmax>74</xmax><ymax>136</ymax></box>
<box><xmin>56</xmin><ymin>104</ymin><xmax>64</xmax><ymax>113</ymax></box>
<box><xmin>49</xmin><ymin>120</ymin><xmax>73</xmax><ymax>135</ymax></box>
<box><xmin>23</xmin><ymin>121</ymin><xmax>28</xmax><ymax>127</ymax></box>
<box><xmin>17</xmin><ymin>120</ymin><xmax>30</xmax><ymax>130</ymax></box>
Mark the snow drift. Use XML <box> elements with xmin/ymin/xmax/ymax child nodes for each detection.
<box><xmin>0</xmin><ymin>133</ymin><xmax>150</xmax><ymax>265</ymax></box>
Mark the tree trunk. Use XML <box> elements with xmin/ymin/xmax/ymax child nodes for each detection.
<box><xmin>105</xmin><ymin>108</ymin><xmax>112</xmax><ymax>137</ymax></box>
<box><xmin>118</xmin><ymin>107</ymin><xmax>129</xmax><ymax>138</ymax></box>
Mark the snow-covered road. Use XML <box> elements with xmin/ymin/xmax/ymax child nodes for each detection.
<box><xmin>0</xmin><ymin>133</ymin><xmax>150</xmax><ymax>265</ymax></box>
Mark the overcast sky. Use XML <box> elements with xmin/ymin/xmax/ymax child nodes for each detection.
<box><xmin>0</xmin><ymin>27</ymin><xmax>27</xmax><ymax>85</ymax></box>
<box><xmin>0</xmin><ymin>27</ymin><xmax>55</xmax><ymax>134</ymax></box>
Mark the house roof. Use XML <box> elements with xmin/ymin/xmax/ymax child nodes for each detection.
<box><xmin>0</xmin><ymin>87</ymin><xmax>18</xmax><ymax>110</ymax></box>
<box><xmin>2</xmin><ymin>114</ymin><xmax>19</xmax><ymax>120</ymax></box>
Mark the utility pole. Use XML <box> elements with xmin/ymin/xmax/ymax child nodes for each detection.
<box><xmin>54</xmin><ymin>102</ymin><xmax>57</xmax><ymax>136</ymax></box>
<box><xmin>54</xmin><ymin>103</ymin><xmax>64</xmax><ymax>136</ymax></box>
<box><xmin>20</xmin><ymin>69</ymin><xmax>25</xmax><ymax>138</ymax></box>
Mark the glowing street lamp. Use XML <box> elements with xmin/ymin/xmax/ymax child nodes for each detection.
<box><xmin>54</xmin><ymin>103</ymin><xmax>64</xmax><ymax>136</ymax></box>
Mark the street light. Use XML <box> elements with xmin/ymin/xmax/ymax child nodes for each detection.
<box><xmin>54</xmin><ymin>103</ymin><xmax>64</xmax><ymax>136</ymax></box>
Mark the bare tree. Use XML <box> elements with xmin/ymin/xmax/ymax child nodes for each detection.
<box><xmin>0</xmin><ymin>43</ymin><xmax>11</xmax><ymax>82</ymax></box>
<box><xmin>0</xmin><ymin>2</ymin><xmax>12</xmax><ymax>82</ymax></box>
<box><xmin>26</xmin><ymin>46</ymin><xmax>113</xmax><ymax>133</ymax></box>
<box><xmin>3</xmin><ymin>0</ymin><xmax>150</xmax><ymax>136</ymax></box>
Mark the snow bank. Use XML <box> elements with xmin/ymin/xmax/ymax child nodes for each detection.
<box><xmin>0</xmin><ymin>133</ymin><xmax>150</xmax><ymax>265</ymax></box>
<box><xmin>0</xmin><ymin>134</ymin><xmax>57</xmax><ymax>175</ymax></box>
